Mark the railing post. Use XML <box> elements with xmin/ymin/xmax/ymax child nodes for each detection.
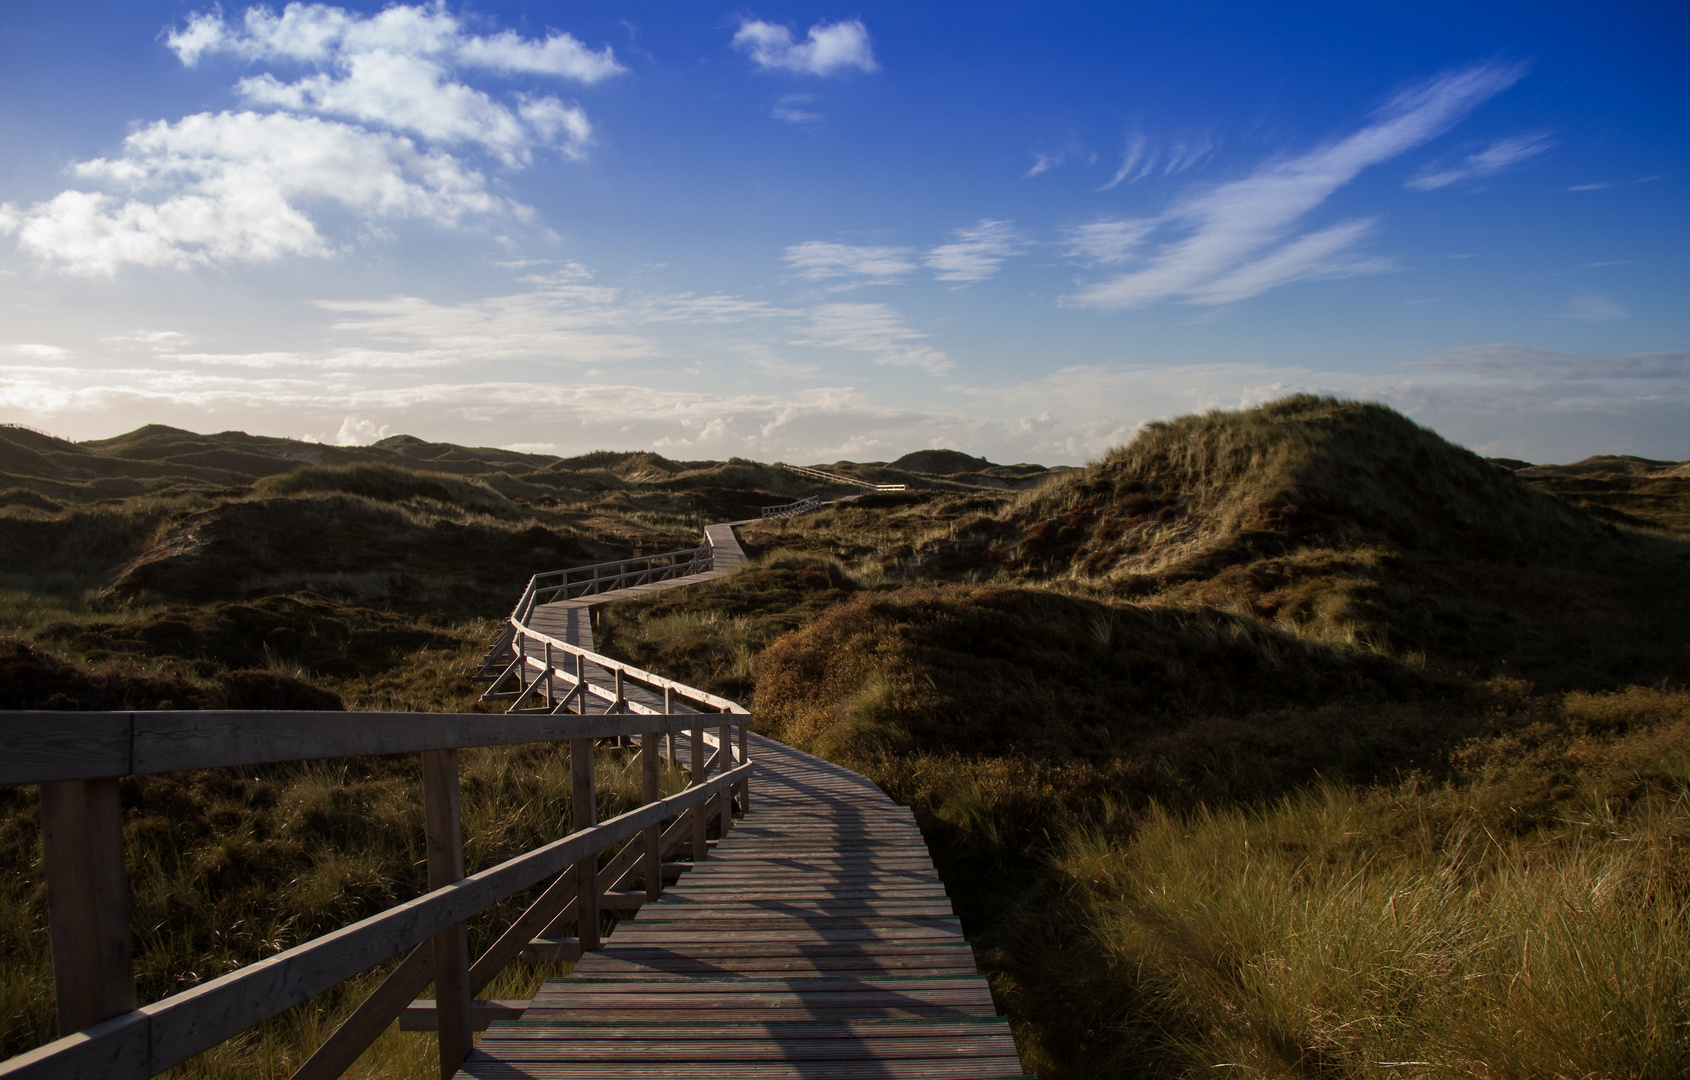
<box><xmin>690</xmin><ymin>718</ymin><xmax>707</xmax><ymax>861</ymax></box>
<box><xmin>640</xmin><ymin>727</ymin><xmax>661</xmax><ymax>902</ymax></box>
<box><xmin>574</xmin><ymin>653</ymin><xmax>587</xmax><ymax>715</ymax></box>
<box><xmin>517</xmin><ymin>634</ymin><xmax>528</xmax><ymax>691</ymax></box>
<box><xmin>664</xmin><ymin>686</ymin><xmax>676</xmax><ymax>763</ymax></box>
<box><xmin>421</xmin><ymin>749</ymin><xmax>471</xmax><ymax>1078</ymax></box>
<box><xmin>543</xmin><ymin>640</ymin><xmax>553</xmax><ymax>710</ymax></box>
<box><xmin>571</xmin><ymin>737</ymin><xmax>600</xmax><ymax>950</ymax></box>
<box><xmin>39</xmin><ymin>778</ymin><xmax>134</xmax><ymax>1036</ymax></box>
<box><xmin>718</xmin><ymin>717</ymin><xmax>733</xmax><ymax>837</ymax></box>
<box><xmin>738</xmin><ymin>721</ymin><xmax>751</xmax><ymax>816</ymax></box>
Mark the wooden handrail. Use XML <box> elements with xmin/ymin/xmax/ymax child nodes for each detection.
<box><xmin>0</xmin><ymin>709</ymin><xmax>732</xmax><ymax>787</ymax></box>
<box><xmin>4</xmin><ymin>528</ymin><xmax>759</xmax><ymax>1080</ymax></box>
<box><xmin>0</xmin><ymin>763</ymin><xmax>749</xmax><ymax>1080</ymax></box>
<box><xmin>760</xmin><ymin>495</ymin><xmax>822</xmax><ymax>519</ymax></box>
<box><xmin>778</xmin><ymin>462</ymin><xmax>906</xmax><ymax>492</ymax></box>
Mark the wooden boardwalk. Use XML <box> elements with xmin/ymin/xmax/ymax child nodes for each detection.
<box><xmin>457</xmin><ymin>525</ymin><xmax>1030</xmax><ymax>1079</ymax></box>
<box><xmin>460</xmin><ymin>735</ymin><xmax>1026</xmax><ymax>1079</ymax></box>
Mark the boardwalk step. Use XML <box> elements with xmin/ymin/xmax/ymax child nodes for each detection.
<box><xmin>400</xmin><ymin>998</ymin><xmax>524</xmax><ymax>1032</ymax></box>
<box><xmin>520</xmin><ymin>936</ymin><xmax>584</xmax><ymax>964</ymax></box>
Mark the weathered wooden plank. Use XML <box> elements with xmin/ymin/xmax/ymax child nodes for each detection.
<box><xmin>0</xmin><ymin>715</ymin><xmax>132</xmax><ymax>784</ymax></box>
<box><xmin>39</xmin><ymin>778</ymin><xmax>134</xmax><ymax>1036</ymax></box>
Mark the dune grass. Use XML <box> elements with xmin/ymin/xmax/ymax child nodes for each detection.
<box><xmin>1002</xmin><ymin>693</ymin><xmax>1690</xmax><ymax>1078</ymax></box>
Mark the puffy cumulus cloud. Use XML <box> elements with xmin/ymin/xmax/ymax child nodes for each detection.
<box><xmin>783</xmin><ymin>240</ymin><xmax>917</xmax><ymax>286</ymax></box>
<box><xmin>924</xmin><ymin>220</ymin><xmax>1019</xmax><ymax>283</ymax></box>
<box><xmin>795</xmin><ymin>303</ymin><xmax>952</xmax><ymax>374</ymax></box>
<box><xmin>2</xmin><ymin>4</ymin><xmax>621</xmax><ymax>275</ymax></box>
<box><xmin>170</xmin><ymin>2</ymin><xmax>618</xmax><ymax>164</ymax></box>
<box><xmin>5</xmin><ymin>111</ymin><xmax>507</xmax><ymax>274</ymax></box>
<box><xmin>1070</xmin><ymin>61</ymin><xmax>1527</xmax><ymax>308</ymax></box>
<box><xmin>169</xmin><ymin>2</ymin><xmax>622</xmax><ymax>80</ymax></box>
<box><xmin>733</xmin><ymin>18</ymin><xmax>877</xmax><ymax>77</ymax></box>
<box><xmin>1407</xmin><ymin>132</ymin><xmax>1554</xmax><ymax>191</ymax></box>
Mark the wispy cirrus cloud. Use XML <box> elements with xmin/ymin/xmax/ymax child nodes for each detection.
<box><xmin>772</xmin><ymin>94</ymin><xmax>823</xmax><ymax>125</ymax></box>
<box><xmin>1062</xmin><ymin>219</ymin><xmax>1157</xmax><ymax>266</ymax></box>
<box><xmin>1561</xmin><ymin>294</ymin><xmax>1629</xmax><ymax>321</ymax></box>
<box><xmin>1098</xmin><ymin>132</ymin><xmax>1216</xmax><ymax>190</ymax></box>
<box><xmin>1070</xmin><ymin>61</ymin><xmax>1528</xmax><ymax>308</ymax></box>
<box><xmin>733</xmin><ymin>18</ymin><xmax>877</xmax><ymax>77</ymax></box>
<box><xmin>784</xmin><ymin>241</ymin><xmax>917</xmax><ymax>286</ymax></box>
<box><xmin>1412</xmin><ymin>343</ymin><xmax>1687</xmax><ymax>379</ymax></box>
<box><xmin>1407</xmin><ymin>132</ymin><xmax>1554</xmax><ymax>190</ymax></box>
<box><xmin>795</xmin><ymin>303</ymin><xmax>952</xmax><ymax>374</ymax></box>
<box><xmin>924</xmin><ymin>220</ymin><xmax>1019</xmax><ymax>283</ymax></box>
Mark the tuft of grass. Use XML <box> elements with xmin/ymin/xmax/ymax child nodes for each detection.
<box><xmin>1003</xmin><ymin>700</ymin><xmax>1690</xmax><ymax>1078</ymax></box>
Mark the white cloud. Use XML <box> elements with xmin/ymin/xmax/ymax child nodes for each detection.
<box><xmin>5</xmin><ymin>111</ymin><xmax>507</xmax><ymax>274</ymax></box>
<box><xmin>1063</xmin><ymin>219</ymin><xmax>1156</xmax><ymax>265</ymax></box>
<box><xmin>178</xmin><ymin>3</ymin><xmax>614</xmax><ymax>164</ymax></box>
<box><xmin>1407</xmin><ymin>132</ymin><xmax>1554</xmax><ymax>190</ymax></box>
<box><xmin>924</xmin><ymin>220</ymin><xmax>1019</xmax><ymax>283</ymax></box>
<box><xmin>784</xmin><ymin>240</ymin><xmax>917</xmax><ymax>285</ymax></box>
<box><xmin>1412</xmin><ymin>343</ymin><xmax>1688</xmax><ymax>379</ymax></box>
<box><xmin>796</xmin><ymin>303</ymin><xmax>952</xmax><ymax>374</ymax></box>
<box><xmin>1026</xmin><ymin>152</ymin><xmax>1063</xmax><ymax>178</ymax></box>
<box><xmin>13</xmin><ymin>343</ymin><xmax>71</xmax><ymax>359</ymax></box>
<box><xmin>171</xmin><ymin>3</ymin><xmax>622</xmax><ymax>81</ymax></box>
<box><xmin>1097</xmin><ymin>133</ymin><xmax>1216</xmax><ymax>191</ymax></box>
<box><xmin>1563</xmin><ymin>294</ymin><xmax>1629</xmax><ymax>322</ymax></box>
<box><xmin>7</xmin><ymin>4</ymin><xmax>621</xmax><ymax>274</ymax></box>
<box><xmin>733</xmin><ymin>19</ymin><xmax>877</xmax><ymax>77</ymax></box>
<box><xmin>334</xmin><ymin>415</ymin><xmax>393</xmax><ymax>445</ymax></box>
<box><xmin>772</xmin><ymin>94</ymin><xmax>823</xmax><ymax>125</ymax></box>
<box><xmin>1071</xmin><ymin>61</ymin><xmax>1528</xmax><ymax>308</ymax></box>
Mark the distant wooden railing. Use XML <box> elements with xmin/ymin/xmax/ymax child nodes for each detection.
<box><xmin>779</xmin><ymin>462</ymin><xmax>907</xmax><ymax>492</ymax></box>
<box><xmin>1</xmin><ymin>631</ymin><xmax>752</xmax><ymax>1080</ymax></box>
<box><xmin>512</xmin><ymin>545</ymin><xmax>713</xmax><ymax>622</ymax></box>
<box><xmin>760</xmin><ymin>495</ymin><xmax>822</xmax><ymax>519</ymax></box>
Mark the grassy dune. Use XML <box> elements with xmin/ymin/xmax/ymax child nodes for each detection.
<box><xmin>599</xmin><ymin>397</ymin><xmax>1690</xmax><ymax>1078</ymax></box>
<box><xmin>2</xmin><ymin>404</ymin><xmax>1687</xmax><ymax>1077</ymax></box>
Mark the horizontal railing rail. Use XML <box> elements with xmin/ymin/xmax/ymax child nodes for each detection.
<box><xmin>760</xmin><ymin>495</ymin><xmax>822</xmax><ymax>519</ymax></box>
<box><xmin>514</xmin><ymin>545</ymin><xmax>713</xmax><ymax>621</ymax></box>
<box><xmin>778</xmin><ymin>462</ymin><xmax>906</xmax><ymax>492</ymax></box>
<box><xmin>4</xmin><ymin>706</ymin><xmax>751</xmax><ymax>1080</ymax></box>
<box><xmin>0</xmin><ymin>526</ymin><xmax>761</xmax><ymax>1080</ymax></box>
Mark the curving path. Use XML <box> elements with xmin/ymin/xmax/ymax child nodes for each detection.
<box><xmin>458</xmin><ymin>524</ymin><xmax>1030</xmax><ymax>1079</ymax></box>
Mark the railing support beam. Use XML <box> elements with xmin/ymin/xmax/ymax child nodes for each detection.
<box><xmin>422</xmin><ymin>749</ymin><xmax>472</xmax><ymax>1078</ymax></box>
<box><xmin>39</xmin><ymin>777</ymin><xmax>134</xmax><ymax>1037</ymax></box>
<box><xmin>571</xmin><ymin>738</ymin><xmax>600</xmax><ymax>950</ymax></box>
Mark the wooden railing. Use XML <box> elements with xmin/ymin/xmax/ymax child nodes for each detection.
<box><xmin>1</xmin><ymin>674</ymin><xmax>751</xmax><ymax>1080</ymax></box>
<box><xmin>778</xmin><ymin>462</ymin><xmax>907</xmax><ymax>492</ymax></box>
<box><xmin>509</xmin><ymin>545</ymin><xmax>713</xmax><ymax>623</ymax></box>
<box><xmin>760</xmin><ymin>495</ymin><xmax>822</xmax><ymax>519</ymax></box>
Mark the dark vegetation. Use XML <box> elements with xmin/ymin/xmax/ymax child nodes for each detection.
<box><xmin>4</xmin><ymin>402</ymin><xmax>1688</xmax><ymax>1078</ymax></box>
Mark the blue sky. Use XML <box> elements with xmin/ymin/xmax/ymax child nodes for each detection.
<box><xmin>2</xmin><ymin>1</ymin><xmax>1686</xmax><ymax>464</ymax></box>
